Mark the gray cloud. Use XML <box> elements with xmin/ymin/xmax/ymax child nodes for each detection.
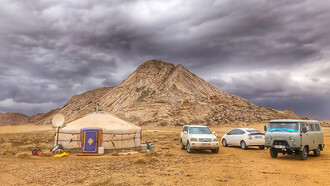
<box><xmin>0</xmin><ymin>0</ymin><xmax>329</xmax><ymax>119</ymax></box>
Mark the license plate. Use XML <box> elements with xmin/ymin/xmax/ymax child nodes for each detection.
<box><xmin>202</xmin><ymin>143</ymin><xmax>210</xmax><ymax>146</ymax></box>
<box><xmin>255</xmin><ymin>136</ymin><xmax>262</xmax><ymax>139</ymax></box>
<box><xmin>274</xmin><ymin>145</ymin><xmax>285</xmax><ymax>149</ymax></box>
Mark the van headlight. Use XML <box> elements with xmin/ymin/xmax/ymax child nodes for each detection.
<box><xmin>190</xmin><ymin>138</ymin><xmax>198</xmax><ymax>142</ymax></box>
<box><xmin>289</xmin><ymin>136</ymin><xmax>295</xmax><ymax>142</ymax></box>
<box><xmin>213</xmin><ymin>138</ymin><xmax>218</xmax><ymax>142</ymax></box>
<box><xmin>267</xmin><ymin>136</ymin><xmax>272</xmax><ymax>141</ymax></box>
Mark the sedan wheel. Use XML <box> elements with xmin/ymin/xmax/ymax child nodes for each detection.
<box><xmin>186</xmin><ymin>142</ymin><xmax>192</xmax><ymax>153</ymax></box>
<box><xmin>222</xmin><ymin>139</ymin><xmax>228</xmax><ymax>147</ymax></box>
<box><xmin>240</xmin><ymin>141</ymin><xmax>247</xmax><ymax>150</ymax></box>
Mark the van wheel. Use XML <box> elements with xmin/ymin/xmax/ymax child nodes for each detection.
<box><xmin>259</xmin><ymin>145</ymin><xmax>265</xmax><ymax>150</ymax></box>
<box><xmin>180</xmin><ymin>139</ymin><xmax>185</xmax><ymax>150</ymax></box>
<box><xmin>313</xmin><ymin>146</ymin><xmax>321</xmax><ymax>157</ymax></box>
<box><xmin>186</xmin><ymin>142</ymin><xmax>192</xmax><ymax>153</ymax></box>
<box><xmin>211</xmin><ymin>147</ymin><xmax>219</xmax><ymax>153</ymax></box>
<box><xmin>222</xmin><ymin>139</ymin><xmax>228</xmax><ymax>147</ymax></box>
<box><xmin>300</xmin><ymin>147</ymin><xmax>308</xmax><ymax>160</ymax></box>
<box><xmin>240</xmin><ymin>141</ymin><xmax>247</xmax><ymax>150</ymax></box>
<box><xmin>270</xmin><ymin>148</ymin><xmax>278</xmax><ymax>158</ymax></box>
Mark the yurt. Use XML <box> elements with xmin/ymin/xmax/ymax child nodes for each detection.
<box><xmin>55</xmin><ymin>112</ymin><xmax>141</xmax><ymax>153</ymax></box>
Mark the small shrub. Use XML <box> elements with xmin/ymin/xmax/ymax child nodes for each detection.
<box><xmin>16</xmin><ymin>152</ymin><xmax>31</xmax><ymax>159</ymax></box>
<box><xmin>134</xmin><ymin>158</ymin><xmax>147</xmax><ymax>164</ymax></box>
<box><xmin>149</xmin><ymin>157</ymin><xmax>159</xmax><ymax>162</ymax></box>
<box><xmin>0</xmin><ymin>142</ymin><xmax>13</xmax><ymax>149</ymax></box>
<box><xmin>2</xmin><ymin>149</ymin><xmax>16</xmax><ymax>155</ymax></box>
<box><xmin>111</xmin><ymin>152</ymin><xmax>120</xmax><ymax>156</ymax></box>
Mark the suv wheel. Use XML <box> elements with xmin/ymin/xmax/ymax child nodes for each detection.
<box><xmin>270</xmin><ymin>148</ymin><xmax>278</xmax><ymax>158</ymax></box>
<box><xmin>259</xmin><ymin>145</ymin><xmax>265</xmax><ymax>150</ymax></box>
<box><xmin>313</xmin><ymin>146</ymin><xmax>321</xmax><ymax>157</ymax></box>
<box><xmin>180</xmin><ymin>139</ymin><xmax>185</xmax><ymax>150</ymax></box>
<box><xmin>240</xmin><ymin>141</ymin><xmax>247</xmax><ymax>150</ymax></box>
<box><xmin>211</xmin><ymin>147</ymin><xmax>219</xmax><ymax>153</ymax></box>
<box><xmin>300</xmin><ymin>147</ymin><xmax>308</xmax><ymax>160</ymax></box>
<box><xmin>222</xmin><ymin>139</ymin><xmax>228</xmax><ymax>147</ymax></box>
<box><xmin>186</xmin><ymin>142</ymin><xmax>192</xmax><ymax>153</ymax></box>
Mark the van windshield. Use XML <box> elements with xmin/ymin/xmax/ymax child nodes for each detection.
<box><xmin>189</xmin><ymin>127</ymin><xmax>212</xmax><ymax>134</ymax></box>
<box><xmin>268</xmin><ymin>122</ymin><xmax>298</xmax><ymax>132</ymax></box>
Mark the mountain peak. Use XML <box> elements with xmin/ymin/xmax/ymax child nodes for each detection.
<box><xmin>137</xmin><ymin>60</ymin><xmax>175</xmax><ymax>71</ymax></box>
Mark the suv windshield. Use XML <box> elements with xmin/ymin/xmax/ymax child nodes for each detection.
<box><xmin>268</xmin><ymin>122</ymin><xmax>298</xmax><ymax>132</ymax></box>
<box><xmin>189</xmin><ymin>127</ymin><xmax>212</xmax><ymax>134</ymax></box>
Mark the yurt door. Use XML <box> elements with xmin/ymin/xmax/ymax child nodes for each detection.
<box><xmin>82</xmin><ymin>129</ymin><xmax>99</xmax><ymax>153</ymax></box>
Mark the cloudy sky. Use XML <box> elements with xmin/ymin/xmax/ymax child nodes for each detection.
<box><xmin>0</xmin><ymin>0</ymin><xmax>329</xmax><ymax>120</ymax></box>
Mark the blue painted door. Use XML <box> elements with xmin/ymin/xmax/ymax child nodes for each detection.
<box><xmin>83</xmin><ymin>130</ymin><xmax>98</xmax><ymax>153</ymax></box>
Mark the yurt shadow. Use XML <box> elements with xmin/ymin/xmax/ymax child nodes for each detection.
<box><xmin>55</xmin><ymin>112</ymin><xmax>141</xmax><ymax>154</ymax></box>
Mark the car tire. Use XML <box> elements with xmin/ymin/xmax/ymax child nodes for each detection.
<box><xmin>240</xmin><ymin>141</ymin><xmax>247</xmax><ymax>150</ymax></box>
<box><xmin>180</xmin><ymin>139</ymin><xmax>185</xmax><ymax>150</ymax></box>
<box><xmin>300</xmin><ymin>147</ymin><xmax>308</xmax><ymax>160</ymax></box>
<box><xmin>222</xmin><ymin>139</ymin><xmax>228</xmax><ymax>147</ymax></box>
<box><xmin>270</xmin><ymin>148</ymin><xmax>278</xmax><ymax>158</ymax></box>
<box><xmin>259</xmin><ymin>145</ymin><xmax>265</xmax><ymax>150</ymax></box>
<box><xmin>211</xmin><ymin>147</ymin><xmax>219</xmax><ymax>153</ymax></box>
<box><xmin>186</xmin><ymin>141</ymin><xmax>192</xmax><ymax>153</ymax></box>
<box><xmin>313</xmin><ymin>146</ymin><xmax>321</xmax><ymax>157</ymax></box>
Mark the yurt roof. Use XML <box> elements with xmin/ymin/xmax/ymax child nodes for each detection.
<box><xmin>60</xmin><ymin>112</ymin><xmax>141</xmax><ymax>133</ymax></box>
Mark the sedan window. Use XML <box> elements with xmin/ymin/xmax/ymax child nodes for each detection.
<box><xmin>236</xmin><ymin>129</ymin><xmax>245</xmax><ymax>135</ymax></box>
<box><xmin>246</xmin><ymin>130</ymin><xmax>264</xmax><ymax>135</ymax></box>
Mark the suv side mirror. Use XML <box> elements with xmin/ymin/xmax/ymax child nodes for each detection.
<box><xmin>183</xmin><ymin>131</ymin><xmax>187</xmax><ymax>134</ymax></box>
<box><xmin>212</xmin><ymin>131</ymin><xmax>217</xmax><ymax>137</ymax></box>
<box><xmin>302</xmin><ymin>126</ymin><xmax>307</xmax><ymax>133</ymax></box>
<box><xmin>264</xmin><ymin>125</ymin><xmax>267</xmax><ymax>132</ymax></box>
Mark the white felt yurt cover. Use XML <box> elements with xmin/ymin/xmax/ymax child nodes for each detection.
<box><xmin>56</xmin><ymin>112</ymin><xmax>142</xmax><ymax>151</ymax></box>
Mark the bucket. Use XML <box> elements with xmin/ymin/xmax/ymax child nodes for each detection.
<box><xmin>150</xmin><ymin>144</ymin><xmax>155</xmax><ymax>152</ymax></box>
<box><xmin>98</xmin><ymin>147</ymin><xmax>104</xmax><ymax>154</ymax></box>
<box><xmin>146</xmin><ymin>142</ymin><xmax>151</xmax><ymax>149</ymax></box>
<box><xmin>141</xmin><ymin>144</ymin><xmax>147</xmax><ymax>153</ymax></box>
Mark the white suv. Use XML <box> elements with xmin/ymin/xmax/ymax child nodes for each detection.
<box><xmin>180</xmin><ymin>125</ymin><xmax>219</xmax><ymax>153</ymax></box>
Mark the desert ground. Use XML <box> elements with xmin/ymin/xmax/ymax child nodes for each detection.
<box><xmin>0</xmin><ymin>123</ymin><xmax>329</xmax><ymax>186</ymax></box>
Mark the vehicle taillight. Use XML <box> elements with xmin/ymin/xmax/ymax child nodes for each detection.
<box><xmin>248</xmin><ymin>135</ymin><xmax>252</xmax><ymax>140</ymax></box>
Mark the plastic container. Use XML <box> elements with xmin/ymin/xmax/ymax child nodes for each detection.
<box><xmin>141</xmin><ymin>144</ymin><xmax>147</xmax><ymax>153</ymax></box>
<box><xmin>98</xmin><ymin>147</ymin><xmax>104</xmax><ymax>154</ymax></box>
<box><xmin>149</xmin><ymin>144</ymin><xmax>155</xmax><ymax>152</ymax></box>
<box><xmin>146</xmin><ymin>142</ymin><xmax>151</xmax><ymax>149</ymax></box>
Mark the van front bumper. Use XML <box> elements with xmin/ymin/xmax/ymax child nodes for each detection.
<box><xmin>190</xmin><ymin>142</ymin><xmax>219</xmax><ymax>149</ymax></box>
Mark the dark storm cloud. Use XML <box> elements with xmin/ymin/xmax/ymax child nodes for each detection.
<box><xmin>0</xmin><ymin>0</ymin><xmax>329</xmax><ymax>119</ymax></box>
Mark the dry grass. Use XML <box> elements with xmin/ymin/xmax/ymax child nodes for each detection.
<box><xmin>144</xmin><ymin>151</ymin><xmax>161</xmax><ymax>157</ymax></box>
<box><xmin>1</xmin><ymin>149</ymin><xmax>16</xmax><ymax>155</ymax></box>
<box><xmin>111</xmin><ymin>152</ymin><xmax>120</xmax><ymax>156</ymax></box>
<box><xmin>89</xmin><ymin>176</ymin><xmax>113</xmax><ymax>186</ymax></box>
<box><xmin>149</xmin><ymin>157</ymin><xmax>159</xmax><ymax>162</ymax></box>
<box><xmin>164</xmin><ymin>152</ymin><xmax>175</xmax><ymax>157</ymax></box>
<box><xmin>0</xmin><ymin>142</ymin><xmax>12</xmax><ymax>149</ymax></box>
<box><xmin>16</xmin><ymin>152</ymin><xmax>31</xmax><ymax>159</ymax></box>
<box><xmin>134</xmin><ymin>157</ymin><xmax>147</xmax><ymax>164</ymax></box>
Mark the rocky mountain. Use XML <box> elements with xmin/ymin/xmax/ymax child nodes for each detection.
<box><xmin>0</xmin><ymin>112</ymin><xmax>31</xmax><ymax>126</ymax></box>
<box><xmin>37</xmin><ymin>60</ymin><xmax>299</xmax><ymax>126</ymax></box>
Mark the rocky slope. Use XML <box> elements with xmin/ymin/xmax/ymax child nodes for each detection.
<box><xmin>37</xmin><ymin>60</ymin><xmax>299</xmax><ymax>126</ymax></box>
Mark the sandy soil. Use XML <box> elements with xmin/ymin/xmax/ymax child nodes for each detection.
<box><xmin>0</xmin><ymin>123</ymin><xmax>329</xmax><ymax>186</ymax></box>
